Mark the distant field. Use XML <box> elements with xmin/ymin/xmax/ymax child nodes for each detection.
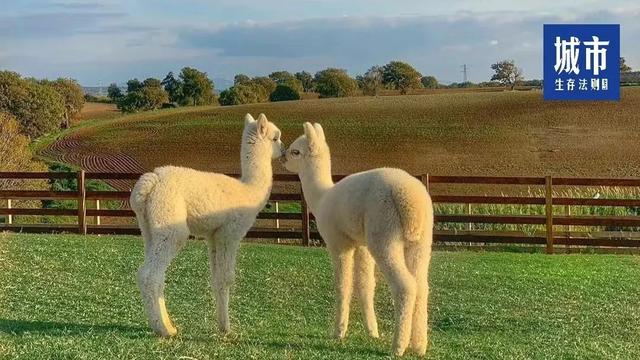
<box><xmin>77</xmin><ymin>102</ymin><xmax>119</xmax><ymax>122</ymax></box>
<box><xmin>1</xmin><ymin>233</ymin><xmax>639</xmax><ymax>359</ymax></box>
<box><xmin>38</xmin><ymin>88</ymin><xmax>640</xmax><ymax>178</ymax></box>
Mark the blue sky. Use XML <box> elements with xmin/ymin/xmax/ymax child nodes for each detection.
<box><xmin>1</xmin><ymin>0</ymin><xmax>639</xmax><ymax>87</ymax></box>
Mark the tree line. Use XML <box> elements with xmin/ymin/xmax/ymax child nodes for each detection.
<box><xmin>101</xmin><ymin>59</ymin><xmax>555</xmax><ymax>112</ymax></box>
<box><xmin>0</xmin><ymin>71</ymin><xmax>85</xmax><ymax>138</ymax></box>
<box><xmin>218</xmin><ymin>61</ymin><xmax>443</xmax><ymax>106</ymax></box>
<box><xmin>107</xmin><ymin>67</ymin><xmax>215</xmax><ymax>113</ymax></box>
<box><xmin>0</xmin><ymin>71</ymin><xmax>85</xmax><ymax>179</ymax></box>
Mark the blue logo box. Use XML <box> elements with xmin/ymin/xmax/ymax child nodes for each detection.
<box><xmin>543</xmin><ymin>24</ymin><xmax>620</xmax><ymax>101</ymax></box>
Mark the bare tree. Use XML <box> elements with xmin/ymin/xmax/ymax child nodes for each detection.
<box><xmin>620</xmin><ymin>57</ymin><xmax>632</xmax><ymax>72</ymax></box>
<box><xmin>490</xmin><ymin>60</ymin><xmax>523</xmax><ymax>90</ymax></box>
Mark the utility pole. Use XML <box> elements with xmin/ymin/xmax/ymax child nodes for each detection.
<box><xmin>461</xmin><ymin>64</ymin><xmax>468</xmax><ymax>83</ymax></box>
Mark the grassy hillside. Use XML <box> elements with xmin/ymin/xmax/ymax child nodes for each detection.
<box><xmin>38</xmin><ymin>88</ymin><xmax>640</xmax><ymax>178</ymax></box>
<box><xmin>1</xmin><ymin>233</ymin><xmax>639</xmax><ymax>359</ymax></box>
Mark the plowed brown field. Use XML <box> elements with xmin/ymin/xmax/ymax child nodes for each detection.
<box><xmin>39</xmin><ymin>88</ymin><xmax>640</xmax><ymax>186</ymax></box>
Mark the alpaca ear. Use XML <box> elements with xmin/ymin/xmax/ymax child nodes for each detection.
<box><xmin>257</xmin><ymin>114</ymin><xmax>269</xmax><ymax>138</ymax></box>
<box><xmin>244</xmin><ymin>113</ymin><xmax>255</xmax><ymax>126</ymax></box>
<box><xmin>313</xmin><ymin>123</ymin><xmax>325</xmax><ymax>142</ymax></box>
<box><xmin>303</xmin><ymin>122</ymin><xmax>318</xmax><ymax>147</ymax></box>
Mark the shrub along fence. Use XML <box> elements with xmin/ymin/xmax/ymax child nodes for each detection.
<box><xmin>2</xmin><ymin>171</ymin><xmax>640</xmax><ymax>253</ymax></box>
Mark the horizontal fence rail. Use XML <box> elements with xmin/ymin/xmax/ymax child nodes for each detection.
<box><xmin>2</xmin><ymin>171</ymin><xmax>640</xmax><ymax>252</ymax></box>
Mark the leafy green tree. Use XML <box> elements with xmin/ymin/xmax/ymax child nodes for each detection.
<box><xmin>269</xmin><ymin>71</ymin><xmax>303</xmax><ymax>94</ymax></box>
<box><xmin>490</xmin><ymin>59</ymin><xmax>523</xmax><ymax>90</ymax></box>
<box><xmin>219</xmin><ymin>76</ymin><xmax>280</xmax><ymax>105</ymax></box>
<box><xmin>141</xmin><ymin>78</ymin><xmax>169</xmax><ymax>109</ymax></box>
<box><xmin>141</xmin><ymin>86</ymin><xmax>169</xmax><ymax>110</ymax></box>
<box><xmin>0</xmin><ymin>71</ymin><xmax>65</xmax><ymax>138</ymax></box>
<box><xmin>421</xmin><ymin>76</ymin><xmax>438</xmax><ymax>89</ymax></box>
<box><xmin>161</xmin><ymin>72</ymin><xmax>183</xmax><ymax>103</ymax></box>
<box><xmin>620</xmin><ymin>57</ymin><xmax>632</xmax><ymax>72</ymax></box>
<box><xmin>179</xmin><ymin>67</ymin><xmax>215</xmax><ymax>106</ymax></box>
<box><xmin>142</xmin><ymin>78</ymin><xmax>162</xmax><ymax>88</ymax></box>
<box><xmin>359</xmin><ymin>66</ymin><xmax>384</xmax><ymax>96</ymax></box>
<box><xmin>381</xmin><ymin>61</ymin><xmax>423</xmax><ymax>94</ymax></box>
<box><xmin>269</xmin><ymin>84</ymin><xmax>301</xmax><ymax>102</ymax></box>
<box><xmin>45</xmin><ymin>78</ymin><xmax>85</xmax><ymax>128</ymax></box>
<box><xmin>127</xmin><ymin>79</ymin><xmax>143</xmax><ymax>93</ymax></box>
<box><xmin>217</xmin><ymin>89</ymin><xmax>235</xmax><ymax>106</ymax></box>
<box><xmin>0</xmin><ymin>112</ymin><xmax>45</xmax><ymax>188</ymax></box>
<box><xmin>268</xmin><ymin>71</ymin><xmax>294</xmax><ymax>84</ymax></box>
<box><xmin>247</xmin><ymin>82</ymin><xmax>269</xmax><ymax>103</ymax></box>
<box><xmin>295</xmin><ymin>71</ymin><xmax>314</xmax><ymax>92</ymax></box>
<box><xmin>252</xmin><ymin>76</ymin><xmax>277</xmax><ymax>97</ymax></box>
<box><xmin>234</xmin><ymin>74</ymin><xmax>251</xmax><ymax>85</ymax></box>
<box><xmin>314</xmin><ymin>68</ymin><xmax>358</xmax><ymax>98</ymax></box>
<box><xmin>107</xmin><ymin>83</ymin><xmax>123</xmax><ymax>102</ymax></box>
<box><xmin>218</xmin><ymin>83</ymin><xmax>260</xmax><ymax>106</ymax></box>
<box><xmin>117</xmin><ymin>90</ymin><xmax>145</xmax><ymax>113</ymax></box>
<box><xmin>117</xmin><ymin>78</ymin><xmax>168</xmax><ymax>112</ymax></box>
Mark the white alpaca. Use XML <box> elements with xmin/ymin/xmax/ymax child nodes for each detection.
<box><xmin>130</xmin><ymin>113</ymin><xmax>284</xmax><ymax>337</ymax></box>
<box><xmin>282</xmin><ymin>123</ymin><xmax>433</xmax><ymax>356</ymax></box>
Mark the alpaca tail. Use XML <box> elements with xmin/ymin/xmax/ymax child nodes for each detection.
<box><xmin>130</xmin><ymin>172</ymin><xmax>160</xmax><ymax>217</ymax></box>
<box><xmin>391</xmin><ymin>181</ymin><xmax>432</xmax><ymax>243</ymax></box>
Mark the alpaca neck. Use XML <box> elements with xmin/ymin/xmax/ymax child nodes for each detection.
<box><xmin>299</xmin><ymin>152</ymin><xmax>333</xmax><ymax>214</ymax></box>
<box><xmin>240</xmin><ymin>144</ymin><xmax>273</xmax><ymax>202</ymax></box>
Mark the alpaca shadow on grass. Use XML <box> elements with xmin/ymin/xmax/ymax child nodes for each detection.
<box><xmin>250</xmin><ymin>330</ymin><xmax>387</xmax><ymax>357</ymax></box>
<box><xmin>0</xmin><ymin>319</ymin><xmax>147</xmax><ymax>339</ymax></box>
<box><xmin>252</xmin><ymin>337</ymin><xmax>388</xmax><ymax>357</ymax></box>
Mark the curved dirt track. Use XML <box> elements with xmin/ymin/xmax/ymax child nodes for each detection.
<box><xmin>40</xmin><ymin>131</ymin><xmax>144</xmax><ymax>190</ymax></box>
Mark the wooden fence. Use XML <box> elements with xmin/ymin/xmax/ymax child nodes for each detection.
<box><xmin>2</xmin><ymin>171</ymin><xmax>640</xmax><ymax>253</ymax></box>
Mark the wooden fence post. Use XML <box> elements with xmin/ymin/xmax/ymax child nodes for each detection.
<box><xmin>421</xmin><ymin>174</ymin><xmax>429</xmax><ymax>192</ymax></box>
<box><xmin>7</xmin><ymin>199</ymin><xmax>12</xmax><ymax>225</ymax></box>
<box><xmin>565</xmin><ymin>204</ymin><xmax>571</xmax><ymax>253</ymax></box>
<box><xmin>95</xmin><ymin>199</ymin><xmax>101</xmax><ymax>226</ymax></box>
<box><xmin>467</xmin><ymin>203</ymin><xmax>472</xmax><ymax>231</ymax></box>
<box><xmin>77</xmin><ymin>170</ymin><xmax>87</xmax><ymax>235</ymax></box>
<box><xmin>300</xmin><ymin>190</ymin><xmax>310</xmax><ymax>247</ymax></box>
<box><xmin>545</xmin><ymin>176</ymin><xmax>554</xmax><ymax>254</ymax></box>
<box><xmin>274</xmin><ymin>201</ymin><xmax>280</xmax><ymax>244</ymax></box>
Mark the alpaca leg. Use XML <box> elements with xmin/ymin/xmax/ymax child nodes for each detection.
<box><xmin>406</xmin><ymin>241</ymin><xmax>432</xmax><ymax>356</ymax></box>
<box><xmin>371</xmin><ymin>239</ymin><xmax>417</xmax><ymax>356</ymax></box>
<box><xmin>329</xmin><ymin>245</ymin><xmax>355</xmax><ymax>339</ymax></box>
<box><xmin>135</xmin><ymin>212</ymin><xmax>152</xmax><ymax>255</ymax></box>
<box><xmin>354</xmin><ymin>246</ymin><xmax>378</xmax><ymax>338</ymax></box>
<box><xmin>137</xmin><ymin>226</ymin><xmax>188</xmax><ymax>337</ymax></box>
<box><xmin>212</xmin><ymin>233</ymin><xmax>241</xmax><ymax>334</ymax></box>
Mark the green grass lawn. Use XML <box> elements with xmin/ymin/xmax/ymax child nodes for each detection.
<box><xmin>0</xmin><ymin>233</ymin><xmax>639</xmax><ymax>359</ymax></box>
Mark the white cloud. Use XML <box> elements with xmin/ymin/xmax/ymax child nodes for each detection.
<box><xmin>2</xmin><ymin>3</ymin><xmax>639</xmax><ymax>85</ymax></box>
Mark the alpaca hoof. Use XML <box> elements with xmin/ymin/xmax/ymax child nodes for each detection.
<box><xmin>368</xmin><ymin>330</ymin><xmax>379</xmax><ymax>339</ymax></box>
<box><xmin>410</xmin><ymin>338</ymin><xmax>429</xmax><ymax>356</ymax></box>
<box><xmin>411</xmin><ymin>346</ymin><xmax>427</xmax><ymax>357</ymax></box>
<box><xmin>334</xmin><ymin>329</ymin><xmax>347</xmax><ymax>340</ymax></box>
<box><xmin>218</xmin><ymin>323</ymin><xmax>231</xmax><ymax>335</ymax></box>
<box><xmin>156</xmin><ymin>326</ymin><xmax>177</xmax><ymax>338</ymax></box>
<box><xmin>411</xmin><ymin>343</ymin><xmax>428</xmax><ymax>357</ymax></box>
<box><xmin>393</xmin><ymin>345</ymin><xmax>407</xmax><ymax>357</ymax></box>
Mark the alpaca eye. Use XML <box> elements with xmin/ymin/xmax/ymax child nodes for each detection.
<box><xmin>273</xmin><ymin>137</ymin><xmax>278</xmax><ymax>142</ymax></box>
<box><xmin>291</xmin><ymin>149</ymin><xmax>300</xmax><ymax>156</ymax></box>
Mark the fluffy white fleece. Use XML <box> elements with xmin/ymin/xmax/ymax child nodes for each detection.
<box><xmin>282</xmin><ymin>122</ymin><xmax>434</xmax><ymax>356</ymax></box>
<box><xmin>130</xmin><ymin>113</ymin><xmax>284</xmax><ymax>337</ymax></box>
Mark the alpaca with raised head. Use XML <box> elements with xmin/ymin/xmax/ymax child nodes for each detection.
<box><xmin>281</xmin><ymin>123</ymin><xmax>433</xmax><ymax>356</ymax></box>
<box><xmin>130</xmin><ymin>113</ymin><xmax>284</xmax><ymax>337</ymax></box>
